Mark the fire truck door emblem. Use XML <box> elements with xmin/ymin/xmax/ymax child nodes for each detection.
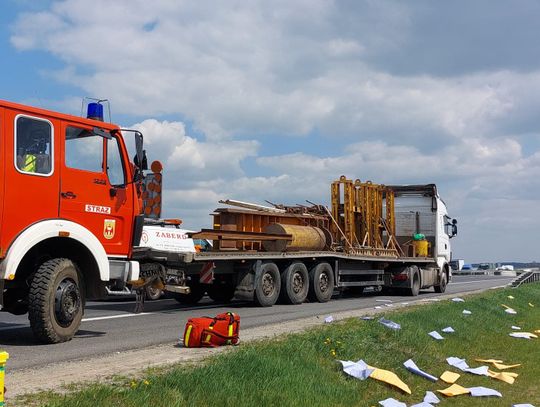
<box><xmin>103</xmin><ymin>219</ymin><xmax>116</xmax><ymax>240</ymax></box>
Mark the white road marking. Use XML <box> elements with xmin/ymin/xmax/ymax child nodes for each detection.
<box><xmin>82</xmin><ymin>312</ymin><xmax>154</xmax><ymax>322</ymax></box>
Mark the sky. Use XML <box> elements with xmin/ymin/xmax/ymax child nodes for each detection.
<box><xmin>1</xmin><ymin>0</ymin><xmax>540</xmax><ymax>263</ymax></box>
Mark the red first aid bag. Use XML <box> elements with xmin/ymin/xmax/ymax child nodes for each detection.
<box><xmin>183</xmin><ymin>312</ymin><xmax>240</xmax><ymax>348</ymax></box>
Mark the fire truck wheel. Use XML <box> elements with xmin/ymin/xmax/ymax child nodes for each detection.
<box><xmin>28</xmin><ymin>258</ymin><xmax>83</xmax><ymax>344</ymax></box>
<box><xmin>407</xmin><ymin>266</ymin><xmax>421</xmax><ymax>296</ymax></box>
<box><xmin>172</xmin><ymin>284</ymin><xmax>205</xmax><ymax>305</ymax></box>
<box><xmin>308</xmin><ymin>262</ymin><xmax>334</xmax><ymax>303</ymax></box>
<box><xmin>254</xmin><ymin>262</ymin><xmax>280</xmax><ymax>307</ymax></box>
<box><xmin>434</xmin><ymin>272</ymin><xmax>447</xmax><ymax>293</ymax></box>
<box><xmin>208</xmin><ymin>283</ymin><xmax>236</xmax><ymax>303</ymax></box>
<box><xmin>279</xmin><ymin>262</ymin><xmax>309</xmax><ymax>304</ymax></box>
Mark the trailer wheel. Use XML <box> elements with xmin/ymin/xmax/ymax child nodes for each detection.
<box><xmin>407</xmin><ymin>266</ymin><xmax>420</xmax><ymax>296</ymax></box>
<box><xmin>172</xmin><ymin>284</ymin><xmax>205</xmax><ymax>305</ymax></box>
<box><xmin>145</xmin><ymin>285</ymin><xmax>162</xmax><ymax>301</ymax></box>
<box><xmin>434</xmin><ymin>272</ymin><xmax>447</xmax><ymax>293</ymax></box>
<box><xmin>280</xmin><ymin>262</ymin><xmax>309</xmax><ymax>304</ymax></box>
<box><xmin>308</xmin><ymin>262</ymin><xmax>334</xmax><ymax>303</ymax></box>
<box><xmin>254</xmin><ymin>262</ymin><xmax>280</xmax><ymax>307</ymax></box>
<box><xmin>28</xmin><ymin>258</ymin><xmax>83</xmax><ymax>344</ymax></box>
<box><xmin>208</xmin><ymin>283</ymin><xmax>236</xmax><ymax>303</ymax></box>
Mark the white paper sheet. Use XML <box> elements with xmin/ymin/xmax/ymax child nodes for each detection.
<box><xmin>428</xmin><ymin>331</ymin><xmax>444</xmax><ymax>340</ymax></box>
<box><xmin>411</xmin><ymin>403</ymin><xmax>434</xmax><ymax>407</ymax></box>
<box><xmin>379</xmin><ymin>317</ymin><xmax>401</xmax><ymax>330</ymax></box>
<box><xmin>339</xmin><ymin>359</ymin><xmax>374</xmax><ymax>380</ymax></box>
<box><xmin>511</xmin><ymin>326</ymin><xmax>521</xmax><ymax>330</ymax></box>
<box><xmin>379</xmin><ymin>398</ymin><xmax>407</xmax><ymax>407</ymax></box>
<box><xmin>462</xmin><ymin>310</ymin><xmax>472</xmax><ymax>315</ymax></box>
<box><xmin>324</xmin><ymin>316</ymin><xmax>334</xmax><ymax>323</ymax></box>
<box><xmin>424</xmin><ymin>391</ymin><xmax>440</xmax><ymax>404</ymax></box>
<box><xmin>452</xmin><ymin>297</ymin><xmax>465</xmax><ymax>302</ymax></box>
<box><xmin>404</xmin><ymin>359</ymin><xmax>438</xmax><ymax>382</ymax></box>
<box><xmin>442</xmin><ymin>326</ymin><xmax>455</xmax><ymax>333</ymax></box>
<box><xmin>446</xmin><ymin>356</ymin><xmax>489</xmax><ymax>376</ymax></box>
<box><xmin>509</xmin><ymin>332</ymin><xmax>536</xmax><ymax>339</ymax></box>
<box><xmin>505</xmin><ymin>308</ymin><xmax>517</xmax><ymax>314</ymax></box>
<box><xmin>467</xmin><ymin>386</ymin><xmax>502</xmax><ymax>397</ymax></box>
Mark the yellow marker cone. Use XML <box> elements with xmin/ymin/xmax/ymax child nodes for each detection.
<box><xmin>0</xmin><ymin>352</ymin><xmax>9</xmax><ymax>407</ymax></box>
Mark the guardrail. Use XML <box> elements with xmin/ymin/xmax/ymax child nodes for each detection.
<box><xmin>511</xmin><ymin>271</ymin><xmax>540</xmax><ymax>288</ymax></box>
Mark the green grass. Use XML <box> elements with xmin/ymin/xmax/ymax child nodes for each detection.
<box><xmin>28</xmin><ymin>284</ymin><xmax>540</xmax><ymax>406</ymax></box>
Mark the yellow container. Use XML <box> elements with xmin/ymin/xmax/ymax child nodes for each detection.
<box><xmin>0</xmin><ymin>351</ymin><xmax>8</xmax><ymax>407</ymax></box>
<box><xmin>413</xmin><ymin>240</ymin><xmax>429</xmax><ymax>257</ymax></box>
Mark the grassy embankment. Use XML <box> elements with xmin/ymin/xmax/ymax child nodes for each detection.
<box><xmin>26</xmin><ymin>283</ymin><xmax>540</xmax><ymax>406</ymax></box>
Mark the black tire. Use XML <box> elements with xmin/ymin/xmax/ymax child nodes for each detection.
<box><xmin>172</xmin><ymin>284</ymin><xmax>205</xmax><ymax>305</ymax></box>
<box><xmin>279</xmin><ymin>262</ymin><xmax>309</xmax><ymax>304</ymax></box>
<box><xmin>407</xmin><ymin>266</ymin><xmax>420</xmax><ymax>296</ymax></box>
<box><xmin>254</xmin><ymin>262</ymin><xmax>281</xmax><ymax>307</ymax></box>
<box><xmin>208</xmin><ymin>283</ymin><xmax>236</xmax><ymax>303</ymax></box>
<box><xmin>28</xmin><ymin>258</ymin><xmax>84</xmax><ymax>344</ymax></box>
<box><xmin>434</xmin><ymin>272</ymin><xmax>447</xmax><ymax>293</ymax></box>
<box><xmin>145</xmin><ymin>285</ymin><xmax>162</xmax><ymax>301</ymax></box>
<box><xmin>308</xmin><ymin>262</ymin><xmax>334</xmax><ymax>303</ymax></box>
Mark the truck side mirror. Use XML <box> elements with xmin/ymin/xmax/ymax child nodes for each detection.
<box><xmin>451</xmin><ymin>219</ymin><xmax>458</xmax><ymax>238</ymax></box>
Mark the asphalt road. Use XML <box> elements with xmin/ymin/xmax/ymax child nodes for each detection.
<box><xmin>0</xmin><ymin>275</ymin><xmax>514</xmax><ymax>371</ymax></box>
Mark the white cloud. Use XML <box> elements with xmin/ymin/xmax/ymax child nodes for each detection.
<box><xmin>9</xmin><ymin>0</ymin><xmax>540</xmax><ymax>262</ymax></box>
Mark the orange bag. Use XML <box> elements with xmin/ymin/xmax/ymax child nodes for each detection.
<box><xmin>183</xmin><ymin>312</ymin><xmax>240</xmax><ymax>348</ymax></box>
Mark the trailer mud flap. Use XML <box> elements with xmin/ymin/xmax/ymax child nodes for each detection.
<box><xmin>234</xmin><ymin>260</ymin><xmax>259</xmax><ymax>301</ymax></box>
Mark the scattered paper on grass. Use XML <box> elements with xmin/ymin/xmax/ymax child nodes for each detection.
<box><xmin>446</xmin><ymin>357</ymin><xmax>489</xmax><ymax>376</ymax></box>
<box><xmin>529</xmin><ymin>302</ymin><xmax>534</xmax><ymax>307</ymax></box>
<box><xmin>467</xmin><ymin>386</ymin><xmax>502</xmax><ymax>397</ymax></box>
<box><xmin>385</xmin><ymin>304</ymin><xmax>394</xmax><ymax>307</ymax></box>
<box><xmin>403</xmin><ymin>359</ymin><xmax>438</xmax><ymax>382</ymax></box>
<box><xmin>487</xmin><ymin>370</ymin><xmax>518</xmax><ymax>384</ymax></box>
<box><xmin>509</xmin><ymin>332</ymin><xmax>538</xmax><ymax>339</ymax></box>
<box><xmin>379</xmin><ymin>398</ymin><xmax>406</xmax><ymax>407</ymax></box>
<box><xmin>440</xmin><ymin>371</ymin><xmax>460</xmax><ymax>384</ymax></box>
<box><xmin>410</xmin><ymin>402</ymin><xmax>435</xmax><ymax>407</ymax></box>
<box><xmin>508</xmin><ymin>295</ymin><xmax>515</xmax><ymax>299</ymax></box>
<box><xmin>452</xmin><ymin>297</ymin><xmax>465</xmax><ymax>302</ymax></box>
<box><xmin>368</xmin><ymin>365</ymin><xmax>412</xmax><ymax>394</ymax></box>
<box><xmin>360</xmin><ymin>316</ymin><xmax>374</xmax><ymax>320</ymax></box>
<box><xmin>442</xmin><ymin>326</ymin><xmax>455</xmax><ymax>333</ymax></box>
<box><xmin>535</xmin><ymin>329</ymin><xmax>540</xmax><ymax>334</ymax></box>
<box><xmin>375</xmin><ymin>306</ymin><xmax>383</xmax><ymax>309</ymax></box>
<box><xmin>512</xmin><ymin>326</ymin><xmax>522</xmax><ymax>330</ymax></box>
<box><xmin>324</xmin><ymin>316</ymin><xmax>334</xmax><ymax>323</ymax></box>
<box><xmin>379</xmin><ymin>317</ymin><xmax>401</xmax><ymax>330</ymax></box>
<box><xmin>401</xmin><ymin>302</ymin><xmax>409</xmax><ymax>305</ymax></box>
<box><xmin>424</xmin><ymin>391</ymin><xmax>440</xmax><ymax>404</ymax></box>
<box><xmin>428</xmin><ymin>331</ymin><xmax>444</xmax><ymax>340</ymax></box>
<box><xmin>339</xmin><ymin>359</ymin><xmax>374</xmax><ymax>380</ymax></box>
<box><xmin>475</xmin><ymin>359</ymin><xmax>521</xmax><ymax>370</ymax></box>
<box><xmin>505</xmin><ymin>308</ymin><xmax>518</xmax><ymax>314</ymax></box>
<box><xmin>462</xmin><ymin>310</ymin><xmax>472</xmax><ymax>315</ymax></box>
<box><xmin>475</xmin><ymin>358</ymin><xmax>503</xmax><ymax>364</ymax></box>
<box><xmin>437</xmin><ymin>383</ymin><xmax>470</xmax><ymax>397</ymax></box>
<box><xmin>513</xmin><ymin>404</ymin><xmax>535</xmax><ymax>407</ymax></box>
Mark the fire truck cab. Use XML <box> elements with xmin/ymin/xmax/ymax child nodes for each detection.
<box><xmin>0</xmin><ymin>99</ymin><xmax>144</xmax><ymax>343</ymax></box>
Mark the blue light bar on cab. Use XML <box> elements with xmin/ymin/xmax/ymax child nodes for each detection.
<box><xmin>87</xmin><ymin>102</ymin><xmax>104</xmax><ymax>121</ymax></box>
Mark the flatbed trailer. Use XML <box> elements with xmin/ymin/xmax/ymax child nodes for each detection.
<box><xmin>132</xmin><ymin>179</ymin><xmax>457</xmax><ymax>307</ymax></box>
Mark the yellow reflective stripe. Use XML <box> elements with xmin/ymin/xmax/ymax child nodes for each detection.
<box><xmin>23</xmin><ymin>154</ymin><xmax>37</xmax><ymax>172</ymax></box>
<box><xmin>184</xmin><ymin>325</ymin><xmax>193</xmax><ymax>347</ymax></box>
